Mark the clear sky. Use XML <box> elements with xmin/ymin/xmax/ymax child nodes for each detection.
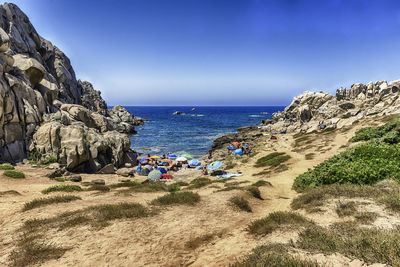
<box><xmin>6</xmin><ymin>0</ymin><xmax>400</xmax><ymax>106</ymax></box>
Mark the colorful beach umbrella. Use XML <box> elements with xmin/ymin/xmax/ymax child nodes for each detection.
<box><xmin>176</xmin><ymin>156</ymin><xmax>188</xmax><ymax>162</ymax></box>
<box><xmin>232</xmin><ymin>142</ymin><xmax>240</xmax><ymax>146</ymax></box>
<box><xmin>181</xmin><ymin>154</ymin><xmax>193</xmax><ymax>160</ymax></box>
<box><xmin>139</xmin><ymin>158</ymin><xmax>148</xmax><ymax>163</ymax></box>
<box><xmin>167</xmin><ymin>154</ymin><xmax>177</xmax><ymax>159</ymax></box>
<box><xmin>189</xmin><ymin>159</ymin><xmax>201</xmax><ymax>167</ymax></box>
<box><xmin>157</xmin><ymin>167</ymin><xmax>168</xmax><ymax>174</ymax></box>
<box><xmin>150</xmin><ymin>155</ymin><xmax>161</xmax><ymax>159</ymax></box>
<box><xmin>147</xmin><ymin>170</ymin><xmax>162</xmax><ymax>181</ymax></box>
<box><xmin>208</xmin><ymin>161</ymin><xmax>223</xmax><ymax>171</ymax></box>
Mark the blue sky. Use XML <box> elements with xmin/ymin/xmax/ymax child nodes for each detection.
<box><xmin>7</xmin><ymin>0</ymin><xmax>400</xmax><ymax>106</ymax></box>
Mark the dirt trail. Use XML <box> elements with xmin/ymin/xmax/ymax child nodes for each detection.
<box><xmin>0</xmin><ymin>119</ymin><xmax>379</xmax><ymax>266</ymax></box>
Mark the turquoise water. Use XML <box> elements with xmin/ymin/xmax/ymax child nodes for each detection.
<box><xmin>123</xmin><ymin>106</ymin><xmax>284</xmax><ymax>158</ymax></box>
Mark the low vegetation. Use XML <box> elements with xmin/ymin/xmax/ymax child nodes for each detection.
<box><xmin>86</xmin><ymin>185</ymin><xmax>111</xmax><ymax>192</ymax></box>
<box><xmin>251</xmin><ymin>180</ymin><xmax>272</xmax><ymax>187</ymax></box>
<box><xmin>42</xmin><ymin>184</ymin><xmax>83</xmax><ymax>194</ymax></box>
<box><xmin>297</xmin><ymin>225</ymin><xmax>400</xmax><ymax>266</ymax></box>
<box><xmin>185</xmin><ymin>232</ymin><xmax>223</xmax><ymax>250</ymax></box>
<box><xmin>255</xmin><ymin>152</ymin><xmax>291</xmax><ymax>168</ymax></box>
<box><xmin>230</xmin><ymin>243</ymin><xmax>320</xmax><ymax>267</ymax></box>
<box><xmin>23</xmin><ymin>195</ymin><xmax>81</xmax><ymax>211</ymax></box>
<box><xmin>151</xmin><ymin>191</ymin><xmax>200</xmax><ymax>206</ymax></box>
<box><xmin>294</xmin><ymin>119</ymin><xmax>400</xmax><ymax>190</ymax></box>
<box><xmin>0</xmin><ymin>163</ymin><xmax>14</xmax><ymax>170</ymax></box>
<box><xmin>246</xmin><ymin>186</ymin><xmax>263</xmax><ymax>200</ymax></box>
<box><xmin>4</xmin><ymin>170</ymin><xmax>25</xmax><ymax>179</ymax></box>
<box><xmin>335</xmin><ymin>201</ymin><xmax>357</xmax><ymax>217</ymax></box>
<box><xmin>229</xmin><ymin>196</ymin><xmax>252</xmax><ymax>212</ymax></box>
<box><xmin>290</xmin><ymin>183</ymin><xmax>397</xmax><ymax>212</ymax></box>
<box><xmin>113</xmin><ymin>181</ymin><xmax>179</xmax><ymax>194</ymax></box>
<box><xmin>248</xmin><ymin>211</ymin><xmax>313</xmax><ymax>236</ymax></box>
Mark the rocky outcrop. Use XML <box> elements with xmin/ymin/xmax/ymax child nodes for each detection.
<box><xmin>109</xmin><ymin>105</ymin><xmax>146</xmax><ymax>134</ymax></box>
<box><xmin>29</xmin><ymin>104</ymin><xmax>137</xmax><ymax>172</ymax></box>
<box><xmin>0</xmin><ymin>3</ymin><xmax>144</xmax><ymax>171</ymax></box>
<box><xmin>264</xmin><ymin>79</ymin><xmax>400</xmax><ymax>133</ymax></box>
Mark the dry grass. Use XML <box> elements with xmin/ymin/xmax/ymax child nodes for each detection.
<box><xmin>23</xmin><ymin>195</ymin><xmax>81</xmax><ymax>211</ymax></box>
<box><xmin>42</xmin><ymin>185</ymin><xmax>83</xmax><ymax>194</ymax></box>
<box><xmin>305</xmin><ymin>153</ymin><xmax>315</xmax><ymax>160</ymax></box>
<box><xmin>185</xmin><ymin>231</ymin><xmax>224</xmax><ymax>250</ymax></box>
<box><xmin>248</xmin><ymin>211</ymin><xmax>313</xmax><ymax>236</ymax></box>
<box><xmin>297</xmin><ymin>224</ymin><xmax>400</xmax><ymax>266</ymax></box>
<box><xmin>255</xmin><ymin>152</ymin><xmax>291</xmax><ymax>168</ymax></box>
<box><xmin>335</xmin><ymin>201</ymin><xmax>357</xmax><ymax>217</ymax></box>
<box><xmin>86</xmin><ymin>184</ymin><xmax>111</xmax><ymax>192</ymax></box>
<box><xmin>230</xmin><ymin>243</ymin><xmax>320</xmax><ymax>267</ymax></box>
<box><xmin>251</xmin><ymin>180</ymin><xmax>272</xmax><ymax>187</ymax></box>
<box><xmin>229</xmin><ymin>196</ymin><xmax>252</xmax><ymax>212</ymax></box>
<box><xmin>151</xmin><ymin>191</ymin><xmax>200</xmax><ymax>206</ymax></box>
<box><xmin>246</xmin><ymin>186</ymin><xmax>263</xmax><ymax>200</ymax></box>
<box><xmin>12</xmin><ymin>202</ymin><xmax>154</xmax><ymax>266</ymax></box>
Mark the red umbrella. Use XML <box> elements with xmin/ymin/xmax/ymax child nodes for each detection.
<box><xmin>232</xmin><ymin>142</ymin><xmax>241</xmax><ymax>147</ymax></box>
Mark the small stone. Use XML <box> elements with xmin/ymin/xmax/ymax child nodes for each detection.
<box><xmin>116</xmin><ymin>167</ymin><xmax>135</xmax><ymax>177</ymax></box>
<box><xmin>124</xmin><ymin>163</ymin><xmax>132</xmax><ymax>168</ymax></box>
<box><xmin>67</xmin><ymin>175</ymin><xmax>82</xmax><ymax>182</ymax></box>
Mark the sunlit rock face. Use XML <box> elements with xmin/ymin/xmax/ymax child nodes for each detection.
<box><xmin>0</xmin><ymin>3</ymin><xmax>141</xmax><ymax>171</ymax></box>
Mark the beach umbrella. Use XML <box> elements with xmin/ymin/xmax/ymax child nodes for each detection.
<box><xmin>176</xmin><ymin>156</ymin><xmax>188</xmax><ymax>162</ymax></box>
<box><xmin>147</xmin><ymin>170</ymin><xmax>162</xmax><ymax>181</ymax></box>
<box><xmin>181</xmin><ymin>154</ymin><xmax>193</xmax><ymax>160</ymax></box>
<box><xmin>150</xmin><ymin>155</ymin><xmax>161</xmax><ymax>159</ymax></box>
<box><xmin>167</xmin><ymin>154</ymin><xmax>177</xmax><ymax>159</ymax></box>
<box><xmin>189</xmin><ymin>159</ymin><xmax>201</xmax><ymax>167</ymax></box>
<box><xmin>234</xmin><ymin>148</ymin><xmax>243</xmax><ymax>156</ymax></box>
<box><xmin>232</xmin><ymin>142</ymin><xmax>240</xmax><ymax>146</ymax></box>
<box><xmin>139</xmin><ymin>158</ymin><xmax>148</xmax><ymax>163</ymax></box>
<box><xmin>227</xmin><ymin>145</ymin><xmax>236</xmax><ymax>150</ymax></box>
<box><xmin>208</xmin><ymin>161</ymin><xmax>223</xmax><ymax>171</ymax></box>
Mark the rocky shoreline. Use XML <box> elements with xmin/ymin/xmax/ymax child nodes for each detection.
<box><xmin>0</xmin><ymin>3</ymin><xmax>145</xmax><ymax>173</ymax></box>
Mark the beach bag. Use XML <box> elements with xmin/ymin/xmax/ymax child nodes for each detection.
<box><xmin>162</xmin><ymin>173</ymin><xmax>172</xmax><ymax>179</ymax></box>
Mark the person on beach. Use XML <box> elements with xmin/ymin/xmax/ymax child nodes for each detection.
<box><xmin>202</xmin><ymin>166</ymin><xmax>208</xmax><ymax>175</ymax></box>
<box><xmin>208</xmin><ymin>150</ymin><xmax>213</xmax><ymax>160</ymax></box>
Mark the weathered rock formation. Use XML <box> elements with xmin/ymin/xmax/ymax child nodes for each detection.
<box><xmin>0</xmin><ymin>3</ymin><xmax>143</xmax><ymax>172</ymax></box>
<box><xmin>264</xmin><ymin>79</ymin><xmax>400</xmax><ymax>133</ymax></box>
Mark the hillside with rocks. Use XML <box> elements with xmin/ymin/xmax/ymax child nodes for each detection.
<box><xmin>0</xmin><ymin>3</ymin><xmax>143</xmax><ymax>172</ymax></box>
<box><xmin>263</xmin><ymin>79</ymin><xmax>400</xmax><ymax>133</ymax></box>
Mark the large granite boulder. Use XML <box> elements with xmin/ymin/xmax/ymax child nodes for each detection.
<box><xmin>0</xmin><ymin>3</ymin><xmax>144</xmax><ymax>167</ymax></box>
<box><xmin>30</xmin><ymin>104</ymin><xmax>138</xmax><ymax>172</ymax></box>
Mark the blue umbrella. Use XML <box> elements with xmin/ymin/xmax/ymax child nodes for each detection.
<box><xmin>147</xmin><ymin>170</ymin><xmax>162</xmax><ymax>181</ymax></box>
<box><xmin>167</xmin><ymin>154</ymin><xmax>177</xmax><ymax>159</ymax></box>
<box><xmin>139</xmin><ymin>158</ymin><xmax>148</xmax><ymax>163</ymax></box>
<box><xmin>157</xmin><ymin>167</ymin><xmax>167</xmax><ymax>174</ymax></box>
<box><xmin>227</xmin><ymin>145</ymin><xmax>236</xmax><ymax>150</ymax></box>
<box><xmin>189</xmin><ymin>159</ymin><xmax>201</xmax><ymax>167</ymax></box>
<box><xmin>234</xmin><ymin>149</ymin><xmax>243</xmax><ymax>156</ymax></box>
<box><xmin>208</xmin><ymin>161</ymin><xmax>223</xmax><ymax>171</ymax></box>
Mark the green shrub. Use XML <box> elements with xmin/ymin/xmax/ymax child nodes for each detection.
<box><xmin>293</xmin><ymin>141</ymin><xmax>400</xmax><ymax>190</ymax></box>
<box><xmin>87</xmin><ymin>185</ymin><xmax>110</xmax><ymax>192</ymax></box>
<box><xmin>246</xmin><ymin>186</ymin><xmax>263</xmax><ymax>200</ymax></box>
<box><xmin>350</xmin><ymin>119</ymin><xmax>400</xmax><ymax>143</ymax></box>
<box><xmin>0</xmin><ymin>164</ymin><xmax>14</xmax><ymax>170</ymax></box>
<box><xmin>4</xmin><ymin>170</ymin><xmax>25</xmax><ymax>179</ymax></box>
<box><xmin>210</xmin><ymin>170</ymin><xmax>225</xmax><ymax>176</ymax></box>
<box><xmin>167</xmin><ymin>184</ymin><xmax>181</xmax><ymax>193</ymax></box>
<box><xmin>42</xmin><ymin>185</ymin><xmax>83</xmax><ymax>194</ymax></box>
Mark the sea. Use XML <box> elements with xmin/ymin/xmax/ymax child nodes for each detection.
<box><xmin>123</xmin><ymin>106</ymin><xmax>285</xmax><ymax>158</ymax></box>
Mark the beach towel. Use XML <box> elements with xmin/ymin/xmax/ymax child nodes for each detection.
<box><xmin>216</xmin><ymin>173</ymin><xmax>243</xmax><ymax>178</ymax></box>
